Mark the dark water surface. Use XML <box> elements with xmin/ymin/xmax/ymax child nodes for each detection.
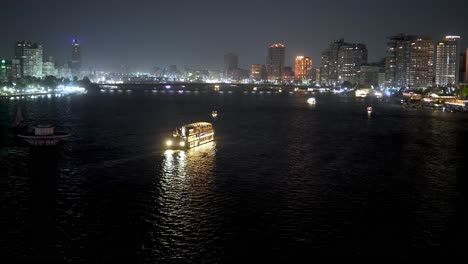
<box><xmin>1</xmin><ymin>90</ymin><xmax>466</xmax><ymax>262</ymax></box>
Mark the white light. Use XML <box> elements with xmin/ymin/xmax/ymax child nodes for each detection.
<box><xmin>179</xmin><ymin>141</ymin><xmax>185</xmax><ymax>147</ymax></box>
<box><xmin>307</xmin><ymin>97</ymin><xmax>316</xmax><ymax>104</ymax></box>
<box><xmin>166</xmin><ymin>140</ymin><xmax>172</xmax><ymax>146</ymax></box>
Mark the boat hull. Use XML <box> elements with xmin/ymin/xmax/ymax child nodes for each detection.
<box><xmin>17</xmin><ymin>133</ymin><xmax>70</xmax><ymax>146</ymax></box>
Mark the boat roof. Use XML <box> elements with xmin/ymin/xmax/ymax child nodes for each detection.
<box><xmin>35</xmin><ymin>124</ymin><xmax>54</xmax><ymax>128</ymax></box>
<box><xmin>184</xmin><ymin>122</ymin><xmax>212</xmax><ymax>128</ymax></box>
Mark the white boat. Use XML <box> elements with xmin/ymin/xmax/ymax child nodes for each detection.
<box><xmin>367</xmin><ymin>106</ymin><xmax>373</xmax><ymax>115</ymax></box>
<box><xmin>18</xmin><ymin>125</ymin><xmax>70</xmax><ymax>146</ymax></box>
<box><xmin>307</xmin><ymin>97</ymin><xmax>316</xmax><ymax>105</ymax></box>
<box><xmin>166</xmin><ymin>122</ymin><xmax>214</xmax><ymax>149</ymax></box>
<box><xmin>211</xmin><ymin>110</ymin><xmax>218</xmax><ymax>118</ymax></box>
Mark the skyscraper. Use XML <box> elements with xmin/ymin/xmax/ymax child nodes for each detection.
<box><xmin>321</xmin><ymin>39</ymin><xmax>366</xmax><ymax>86</ymax></box>
<box><xmin>266</xmin><ymin>43</ymin><xmax>285</xmax><ymax>82</ymax></box>
<box><xmin>384</xmin><ymin>34</ymin><xmax>434</xmax><ymax>89</ymax></box>
<box><xmin>337</xmin><ymin>43</ymin><xmax>367</xmax><ymax>84</ymax></box>
<box><xmin>384</xmin><ymin>34</ymin><xmax>417</xmax><ymax>88</ymax></box>
<box><xmin>224</xmin><ymin>53</ymin><xmax>238</xmax><ymax>80</ymax></box>
<box><xmin>294</xmin><ymin>56</ymin><xmax>312</xmax><ymax>81</ymax></box>
<box><xmin>70</xmin><ymin>38</ymin><xmax>81</xmax><ymax>77</ymax></box>
<box><xmin>435</xmin><ymin>35</ymin><xmax>460</xmax><ymax>87</ymax></box>
<box><xmin>407</xmin><ymin>37</ymin><xmax>434</xmax><ymax>88</ymax></box>
<box><xmin>320</xmin><ymin>39</ymin><xmax>344</xmax><ymax>86</ymax></box>
<box><xmin>14</xmin><ymin>41</ymin><xmax>43</xmax><ymax>78</ymax></box>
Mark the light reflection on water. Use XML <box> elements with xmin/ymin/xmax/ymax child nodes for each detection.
<box><xmin>1</xmin><ymin>92</ymin><xmax>466</xmax><ymax>261</ymax></box>
<box><xmin>143</xmin><ymin>142</ymin><xmax>219</xmax><ymax>262</ymax></box>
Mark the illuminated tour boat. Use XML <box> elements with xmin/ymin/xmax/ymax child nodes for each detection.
<box><xmin>18</xmin><ymin>125</ymin><xmax>70</xmax><ymax>146</ymax></box>
<box><xmin>166</xmin><ymin>122</ymin><xmax>214</xmax><ymax>149</ymax></box>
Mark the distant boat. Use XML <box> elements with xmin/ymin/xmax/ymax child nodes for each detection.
<box><xmin>211</xmin><ymin>110</ymin><xmax>218</xmax><ymax>118</ymax></box>
<box><xmin>18</xmin><ymin>125</ymin><xmax>70</xmax><ymax>146</ymax></box>
<box><xmin>307</xmin><ymin>97</ymin><xmax>316</xmax><ymax>105</ymax></box>
<box><xmin>14</xmin><ymin>106</ymin><xmax>24</xmax><ymax>127</ymax></box>
<box><xmin>367</xmin><ymin>106</ymin><xmax>373</xmax><ymax>115</ymax></box>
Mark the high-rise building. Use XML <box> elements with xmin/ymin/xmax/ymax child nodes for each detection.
<box><xmin>320</xmin><ymin>39</ymin><xmax>344</xmax><ymax>86</ymax></box>
<box><xmin>385</xmin><ymin>34</ymin><xmax>434</xmax><ymax>89</ymax></box>
<box><xmin>294</xmin><ymin>56</ymin><xmax>312</xmax><ymax>81</ymax></box>
<box><xmin>0</xmin><ymin>59</ymin><xmax>11</xmax><ymax>82</ymax></box>
<box><xmin>224</xmin><ymin>53</ymin><xmax>238</xmax><ymax>80</ymax></box>
<box><xmin>358</xmin><ymin>64</ymin><xmax>380</xmax><ymax>87</ymax></box>
<box><xmin>11</xmin><ymin>59</ymin><xmax>21</xmax><ymax>79</ymax></box>
<box><xmin>384</xmin><ymin>34</ymin><xmax>417</xmax><ymax>88</ymax></box>
<box><xmin>321</xmin><ymin>39</ymin><xmax>366</xmax><ymax>86</ymax></box>
<box><xmin>435</xmin><ymin>35</ymin><xmax>461</xmax><ymax>87</ymax></box>
<box><xmin>14</xmin><ymin>41</ymin><xmax>43</xmax><ymax>78</ymax></box>
<box><xmin>407</xmin><ymin>37</ymin><xmax>434</xmax><ymax>88</ymax></box>
<box><xmin>70</xmin><ymin>38</ymin><xmax>81</xmax><ymax>77</ymax></box>
<box><xmin>460</xmin><ymin>49</ymin><xmax>467</xmax><ymax>83</ymax></box>
<box><xmin>266</xmin><ymin>43</ymin><xmax>285</xmax><ymax>82</ymax></box>
<box><xmin>43</xmin><ymin>56</ymin><xmax>57</xmax><ymax>77</ymax></box>
<box><xmin>465</xmin><ymin>48</ymin><xmax>468</xmax><ymax>83</ymax></box>
<box><xmin>338</xmin><ymin>43</ymin><xmax>367</xmax><ymax>84</ymax></box>
<box><xmin>250</xmin><ymin>64</ymin><xmax>266</xmax><ymax>81</ymax></box>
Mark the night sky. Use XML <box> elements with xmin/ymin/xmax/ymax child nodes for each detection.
<box><xmin>3</xmin><ymin>0</ymin><xmax>468</xmax><ymax>71</ymax></box>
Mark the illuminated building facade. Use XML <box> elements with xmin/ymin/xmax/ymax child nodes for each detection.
<box><xmin>14</xmin><ymin>41</ymin><xmax>43</xmax><ymax>78</ymax></box>
<box><xmin>321</xmin><ymin>39</ymin><xmax>366</xmax><ymax>86</ymax></box>
<box><xmin>70</xmin><ymin>38</ymin><xmax>81</xmax><ymax>77</ymax></box>
<box><xmin>407</xmin><ymin>37</ymin><xmax>434</xmax><ymax>88</ymax></box>
<box><xmin>294</xmin><ymin>56</ymin><xmax>312</xmax><ymax>81</ymax></box>
<box><xmin>337</xmin><ymin>43</ymin><xmax>367</xmax><ymax>84</ymax></box>
<box><xmin>385</xmin><ymin>34</ymin><xmax>417</xmax><ymax>88</ymax></box>
<box><xmin>320</xmin><ymin>39</ymin><xmax>344</xmax><ymax>86</ymax></box>
<box><xmin>266</xmin><ymin>43</ymin><xmax>285</xmax><ymax>82</ymax></box>
<box><xmin>42</xmin><ymin>56</ymin><xmax>57</xmax><ymax>77</ymax></box>
<box><xmin>385</xmin><ymin>34</ymin><xmax>434</xmax><ymax>89</ymax></box>
<box><xmin>435</xmin><ymin>36</ymin><xmax>460</xmax><ymax>87</ymax></box>
<box><xmin>0</xmin><ymin>59</ymin><xmax>11</xmax><ymax>82</ymax></box>
<box><xmin>250</xmin><ymin>64</ymin><xmax>266</xmax><ymax>81</ymax></box>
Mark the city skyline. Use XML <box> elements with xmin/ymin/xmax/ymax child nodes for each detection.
<box><xmin>3</xmin><ymin>0</ymin><xmax>467</xmax><ymax>71</ymax></box>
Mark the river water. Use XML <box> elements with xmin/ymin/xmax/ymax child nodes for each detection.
<box><xmin>0</xmin><ymin>90</ymin><xmax>466</xmax><ymax>262</ymax></box>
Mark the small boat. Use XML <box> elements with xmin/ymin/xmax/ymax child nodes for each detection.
<box><xmin>307</xmin><ymin>97</ymin><xmax>316</xmax><ymax>105</ymax></box>
<box><xmin>13</xmin><ymin>106</ymin><xmax>28</xmax><ymax>134</ymax></box>
<box><xmin>18</xmin><ymin>125</ymin><xmax>70</xmax><ymax>146</ymax></box>
<box><xmin>13</xmin><ymin>106</ymin><xmax>24</xmax><ymax>127</ymax></box>
<box><xmin>211</xmin><ymin>110</ymin><xmax>218</xmax><ymax>118</ymax></box>
<box><xmin>165</xmin><ymin>122</ymin><xmax>214</xmax><ymax>149</ymax></box>
<box><xmin>367</xmin><ymin>106</ymin><xmax>373</xmax><ymax>115</ymax></box>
